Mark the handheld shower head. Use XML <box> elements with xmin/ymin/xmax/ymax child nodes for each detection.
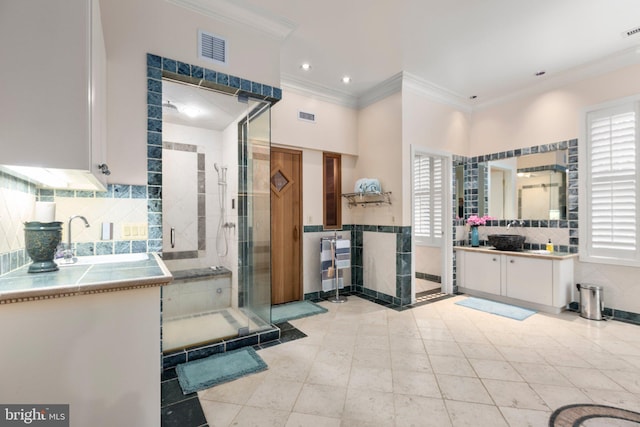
<box><xmin>214</xmin><ymin>163</ymin><xmax>220</xmax><ymax>172</ymax></box>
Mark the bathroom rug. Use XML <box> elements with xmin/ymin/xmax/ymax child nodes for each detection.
<box><xmin>455</xmin><ymin>296</ymin><xmax>536</xmax><ymax>320</ymax></box>
<box><xmin>176</xmin><ymin>347</ymin><xmax>267</xmax><ymax>394</ymax></box>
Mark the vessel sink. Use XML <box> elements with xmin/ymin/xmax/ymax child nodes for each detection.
<box><xmin>56</xmin><ymin>253</ymin><xmax>149</xmax><ymax>267</ymax></box>
<box><xmin>487</xmin><ymin>234</ymin><xmax>526</xmax><ymax>251</ymax></box>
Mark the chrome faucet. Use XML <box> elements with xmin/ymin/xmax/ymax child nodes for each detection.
<box><xmin>64</xmin><ymin>215</ymin><xmax>90</xmax><ymax>261</ymax></box>
<box><xmin>506</xmin><ymin>219</ymin><xmax>524</xmax><ymax>230</ymax></box>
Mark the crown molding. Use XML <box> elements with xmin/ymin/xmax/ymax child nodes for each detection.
<box><xmin>165</xmin><ymin>0</ymin><xmax>297</xmax><ymax>40</ymax></box>
<box><xmin>356</xmin><ymin>72</ymin><xmax>403</xmax><ymax>109</ymax></box>
<box><xmin>401</xmin><ymin>72</ymin><xmax>473</xmax><ymax>113</ymax></box>
<box><xmin>280</xmin><ymin>73</ymin><xmax>359</xmax><ymax>108</ymax></box>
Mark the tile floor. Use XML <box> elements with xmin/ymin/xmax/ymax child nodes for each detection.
<box><xmin>194</xmin><ymin>295</ymin><xmax>640</xmax><ymax>426</ymax></box>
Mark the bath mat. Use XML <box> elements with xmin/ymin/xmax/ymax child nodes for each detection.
<box><xmin>176</xmin><ymin>347</ymin><xmax>267</xmax><ymax>394</ymax></box>
<box><xmin>271</xmin><ymin>300</ymin><xmax>328</xmax><ymax>324</ymax></box>
<box><xmin>455</xmin><ymin>297</ymin><xmax>536</xmax><ymax>320</ymax></box>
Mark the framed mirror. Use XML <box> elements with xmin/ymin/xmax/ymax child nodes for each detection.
<box><xmin>484</xmin><ymin>150</ymin><xmax>568</xmax><ymax>220</ymax></box>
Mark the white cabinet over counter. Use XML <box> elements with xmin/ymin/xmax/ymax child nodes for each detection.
<box><xmin>456</xmin><ymin>246</ymin><xmax>576</xmax><ymax>314</ymax></box>
<box><xmin>0</xmin><ymin>0</ymin><xmax>108</xmax><ymax>190</ymax></box>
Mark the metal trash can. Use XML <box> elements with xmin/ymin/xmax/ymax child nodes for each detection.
<box><xmin>576</xmin><ymin>283</ymin><xmax>604</xmax><ymax>321</ymax></box>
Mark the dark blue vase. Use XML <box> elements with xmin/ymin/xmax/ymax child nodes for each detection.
<box><xmin>470</xmin><ymin>226</ymin><xmax>479</xmax><ymax>247</ymax></box>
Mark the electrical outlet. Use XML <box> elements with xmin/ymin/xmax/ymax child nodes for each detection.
<box><xmin>122</xmin><ymin>223</ymin><xmax>148</xmax><ymax>240</ymax></box>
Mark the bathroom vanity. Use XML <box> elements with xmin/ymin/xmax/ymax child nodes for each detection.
<box><xmin>0</xmin><ymin>253</ymin><xmax>172</xmax><ymax>427</ymax></box>
<box><xmin>455</xmin><ymin>246</ymin><xmax>576</xmax><ymax>314</ymax></box>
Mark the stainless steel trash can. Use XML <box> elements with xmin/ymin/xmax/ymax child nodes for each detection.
<box><xmin>576</xmin><ymin>283</ymin><xmax>604</xmax><ymax>320</ymax></box>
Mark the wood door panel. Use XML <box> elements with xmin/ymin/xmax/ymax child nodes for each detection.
<box><xmin>271</xmin><ymin>148</ymin><xmax>302</xmax><ymax>305</ymax></box>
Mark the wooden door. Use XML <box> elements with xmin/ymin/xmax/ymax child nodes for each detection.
<box><xmin>270</xmin><ymin>147</ymin><xmax>302</xmax><ymax>304</ymax></box>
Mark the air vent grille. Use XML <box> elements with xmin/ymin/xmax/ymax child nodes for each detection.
<box><xmin>298</xmin><ymin>111</ymin><xmax>316</xmax><ymax>123</ymax></box>
<box><xmin>623</xmin><ymin>26</ymin><xmax>640</xmax><ymax>37</ymax></box>
<box><xmin>198</xmin><ymin>30</ymin><xmax>226</xmax><ymax>64</ymax></box>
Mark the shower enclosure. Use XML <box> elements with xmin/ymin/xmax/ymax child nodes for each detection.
<box><xmin>159</xmin><ymin>78</ymin><xmax>272</xmax><ymax>353</ymax></box>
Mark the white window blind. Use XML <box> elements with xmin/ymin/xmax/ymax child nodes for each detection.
<box><xmin>584</xmin><ymin>102</ymin><xmax>639</xmax><ymax>263</ymax></box>
<box><xmin>414</xmin><ymin>153</ymin><xmax>443</xmax><ymax>245</ymax></box>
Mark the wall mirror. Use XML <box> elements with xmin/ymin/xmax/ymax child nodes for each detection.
<box><xmin>483</xmin><ymin>150</ymin><xmax>568</xmax><ymax>220</ymax></box>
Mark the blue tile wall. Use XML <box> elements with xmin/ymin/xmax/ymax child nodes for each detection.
<box><xmin>304</xmin><ymin>224</ymin><xmax>413</xmax><ymax>307</ymax></box>
<box><xmin>454</xmin><ymin>139</ymin><xmax>579</xmax><ymax>254</ymax></box>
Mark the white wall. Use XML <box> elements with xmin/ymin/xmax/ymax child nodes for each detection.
<box><xmin>468</xmin><ymin>63</ymin><xmax>640</xmax><ymax>314</ymax></box>
<box><xmin>0</xmin><ymin>288</ymin><xmax>161</xmax><ymax>427</ymax></box>
<box><xmin>353</xmin><ymin>93</ymin><xmax>403</xmax><ymax>227</ymax></box>
<box><xmin>402</xmin><ymin>88</ymin><xmax>471</xmax><ymax>225</ymax></box>
<box><xmin>469</xmin><ymin>64</ymin><xmax>640</xmax><ymax>155</ymax></box>
<box><xmin>272</xmin><ymin>90</ymin><xmax>358</xmax><ymax>156</ymax></box>
<box><xmin>99</xmin><ymin>0</ymin><xmax>281</xmax><ymax>185</ymax></box>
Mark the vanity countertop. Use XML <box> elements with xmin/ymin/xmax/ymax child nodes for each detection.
<box><xmin>454</xmin><ymin>245</ymin><xmax>578</xmax><ymax>260</ymax></box>
<box><xmin>0</xmin><ymin>253</ymin><xmax>173</xmax><ymax>304</ymax></box>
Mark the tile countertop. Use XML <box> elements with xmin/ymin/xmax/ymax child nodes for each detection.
<box><xmin>0</xmin><ymin>253</ymin><xmax>173</xmax><ymax>304</ymax></box>
<box><xmin>454</xmin><ymin>245</ymin><xmax>578</xmax><ymax>260</ymax></box>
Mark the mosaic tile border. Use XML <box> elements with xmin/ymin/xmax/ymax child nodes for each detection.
<box><xmin>161</xmin><ymin>326</ymin><xmax>280</xmax><ymax>369</ymax></box>
<box><xmin>453</xmin><ymin>139</ymin><xmax>579</xmax><ymax>254</ymax></box>
<box><xmin>40</xmin><ymin>184</ymin><xmax>151</xmax><ymax>257</ymax></box>
<box><xmin>305</xmin><ymin>224</ymin><xmax>412</xmax><ymax>306</ymax></box>
<box><xmin>146</xmin><ymin>52</ymin><xmax>282</xmax><ymax>254</ymax></box>
<box><xmin>567</xmin><ymin>301</ymin><xmax>640</xmax><ymax>326</ymax></box>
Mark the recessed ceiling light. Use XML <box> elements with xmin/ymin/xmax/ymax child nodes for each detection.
<box><xmin>300</xmin><ymin>63</ymin><xmax>311</xmax><ymax>71</ymax></box>
<box><xmin>535</xmin><ymin>71</ymin><xmax>546</xmax><ymax>76</ymax></box>
<box><xmin>182</xmin><ymin>105</ymin><xmax>201</xmax><ymax>118</ymax></box>
<box><xmin>342</xmin><ymin>76</ymin><xmax>351</xmax><ymax>84</ymax></box>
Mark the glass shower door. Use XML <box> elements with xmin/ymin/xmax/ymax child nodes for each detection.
<box><xmin>239</xmin><ymin>99</ymin><xmax>272</xmax><ymax>330</ymax></box>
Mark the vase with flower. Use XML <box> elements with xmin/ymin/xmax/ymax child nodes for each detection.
<box><xmin>466</xmin><ymin>214</ymin><xmax>493</xmax><ymax>247</ymax></box>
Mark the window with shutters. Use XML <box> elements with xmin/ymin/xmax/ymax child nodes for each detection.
<box><xmin>414</xmin><ymin>152</ymin><xmax>444</xmax><ymax>246</ymax></box>
<box><xmin>580</xmin><ymin>97</ymin><xmax>640</xmax><ymax>266</ymax></box>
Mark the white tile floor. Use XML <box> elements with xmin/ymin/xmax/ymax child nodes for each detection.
<box><xmin>197</xmin><ymin>295</ymin><xmax>640</xmax><ymax>426</ymax></box>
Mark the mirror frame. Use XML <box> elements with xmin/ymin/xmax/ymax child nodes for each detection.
<box><xmin>454</xmin><ymin>139</ymin><xmax>579</xmax><ymax>249</ymax></box>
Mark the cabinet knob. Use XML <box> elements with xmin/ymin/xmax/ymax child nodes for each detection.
<box><xmin>492</xmin><ymin>258</ymin><xmax>497</xmax><ymax>261</ymax></box>
<box><xmin>510</xmin><ymin>259</ymin><xmax>515</xmax><ymax>263</ymax></box>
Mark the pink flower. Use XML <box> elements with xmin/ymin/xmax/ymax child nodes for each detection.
<box><xmin>467</xmin><ymin>215</ymin><xmax>493</xmax><ymax>226</ymax></box>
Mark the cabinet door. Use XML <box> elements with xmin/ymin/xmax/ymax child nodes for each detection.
<box><xmin>505</xmin><ymin>256</ymin><xmax>552</xmax><ymax>305</ymax></box>
<box><xmin>0</xmin><ymin>0</ymin><xmax>90</xmax><ymax>169</ymax></box>
<box><xmin>460</xmin><ymin>251</ymin><xmax>501</xmax><ymax>294</ymax></box>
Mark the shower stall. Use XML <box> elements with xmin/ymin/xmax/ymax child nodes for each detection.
<box><xmin>159</xmin><ymin>78</ymin><xmax>272</xmax><ymax>353</ymax></box>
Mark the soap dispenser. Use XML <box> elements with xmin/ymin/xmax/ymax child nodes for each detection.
<box><xmin>546</xmin><ymin>239</ymin><xmax>553</xmax><ymax>252</ymax></box>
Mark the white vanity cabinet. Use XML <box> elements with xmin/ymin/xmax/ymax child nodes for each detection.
<box><xmin>0</xmin><ymin>0</ymin><xmax>108</xmax><ymax>190</ymax></box>
<box><xmin>456</xmin><ymin>247</ymin><xmax>575</xmax><ymax>314</ymax></box>
<box><xmin>458</xmin><ymin>250</ymin><xmax>502</xmax><ymax>294</ymax></box>
<box><xmin>504</xmin><ymin>255</ymin><xmax>553</xmax><ymax>306</ymax></box>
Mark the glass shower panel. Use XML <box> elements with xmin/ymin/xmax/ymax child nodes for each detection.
<box><xmin>239</xmin><ymin>100</ymin><xmax>272</xmax><ymax>330</ymax></box>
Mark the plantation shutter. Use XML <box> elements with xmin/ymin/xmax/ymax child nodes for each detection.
<box><xmin>586</xmin><ymin>103</ymin><xmax>638</xmax><ymax>261</ymax></box>
<box><xmin>414</xmin><ymin>153</ymin><xmax>443</xmax><ymax>245</ymax></box>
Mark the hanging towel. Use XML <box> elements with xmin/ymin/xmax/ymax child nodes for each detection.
<box><xmin>334</xmin><ymin>238</ymin><xmax>351</xmax><ymax>269</ymax></box>
<box><xmin>320</xmin><ymin>237</ymin><xmax>344</xmax><ymax>292</ymax></box>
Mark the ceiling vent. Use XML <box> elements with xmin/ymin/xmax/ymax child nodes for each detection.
<box><xmin>623</xmin><ymin>26</ymin><xmax>640</xmax><ymax>37</ymax></box>
<box><xmin>298</xmin><ymin>110</ymin><xmax>316</xmax><ymax>123</ymax></box>
<box><xmin>198</xmin><ymin>30</ymin><xmax>227</xmax><ymax>65</ymax></box>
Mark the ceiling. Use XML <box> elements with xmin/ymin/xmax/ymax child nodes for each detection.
<box><xmin>169</xmin><ymin>0</ymin><xmax>640</xmax><ymax>110</ymax></box>
<box><xmin>162</xmin><ymin>80</ymin><xmax>254</xmax><ymax>130</ymax></box>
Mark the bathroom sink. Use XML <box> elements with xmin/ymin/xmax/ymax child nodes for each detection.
<box><xmin>56</xmin><ymin>253</ymin><xmax>149</xmax><ymax>266</ymax></box>
<box><xmin>487</xmin><ymin>234</ymin><xmax>525</xmax><ymax>251</ymax></box>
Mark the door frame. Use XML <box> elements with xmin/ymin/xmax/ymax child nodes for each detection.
<box><xmin>270</xmin><ymin>145</ymin><xmax>303</xmax><ymax>303</ymax></box>
<box><xmin>410</xmin><ymin>145</ymin><xmax>453</xmax><ymax>298</ymax></box>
